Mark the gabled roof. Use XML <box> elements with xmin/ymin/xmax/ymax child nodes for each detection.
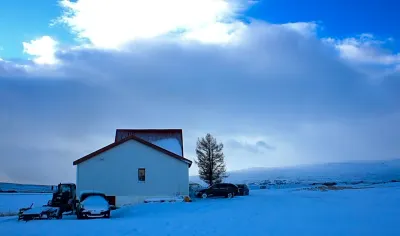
<box><xmin>72</xmin><ymin>134</ymin><xmax>192</xmax><ymax>167</ymax></box>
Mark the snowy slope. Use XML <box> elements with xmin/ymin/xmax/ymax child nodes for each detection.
<box><xmin>190</xmin><ymin>159</ymin><xmax>400</xmax><ymax>185</ymax></box>
<box><xmin>1</xmin><ymin>184</ymin><xmax>400</xmax><ymax>235</ymax></box>
<box><xmin>0</xmin><ymin>183</ymin><xmax>55</xmax><ymax>193</ymax></box>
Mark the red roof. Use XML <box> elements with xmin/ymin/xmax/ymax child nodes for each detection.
<box><xmin>72</xmin><ymin>132</ymin><xmax>192</xmax><ymax>167</ymax></box>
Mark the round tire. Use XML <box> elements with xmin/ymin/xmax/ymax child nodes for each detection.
<box><xmin>201</xmin><ymin>193</ymin><xmax>207</xmax><ymax>199</ymax></box>
<box><xmin>227</xmin><ymin>193</ymin><xmax>233</xmax><ymax>198</ymax></box>
<box><xmin>104</xmin><ymin>210</ymin><xmax>111</xmax><ymax>218</ymax></box>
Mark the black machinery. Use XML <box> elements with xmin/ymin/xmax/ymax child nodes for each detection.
<box><xmin>18</xmin><ymin>183</ymin><xmax>78</xmax><ymax>221</ymax></box>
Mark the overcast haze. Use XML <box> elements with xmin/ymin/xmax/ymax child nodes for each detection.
<box><xmin>0</xmin><ymin>0</ymin><xmax>399</xmax><ymax>184</ymax></box>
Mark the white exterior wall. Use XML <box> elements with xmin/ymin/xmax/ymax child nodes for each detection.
<box><xmin>76</xmin><ymin>140</ymin><xmax>189</xmax><ymax>206</ymax></box>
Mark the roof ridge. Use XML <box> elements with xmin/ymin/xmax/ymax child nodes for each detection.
<box><xmin>114</xmin><ymin>129</ymin><xmax>184</xmax><ymax>155</ymax></box>
<box><xmin>115</xmin><ymin>128</ymin><xmax>183</xmax><ymax>131</ymax></box>
<box><xmin>73</xmin><ymin>134</ymin><xmax>191</xmax><ymax>167</ymax></box>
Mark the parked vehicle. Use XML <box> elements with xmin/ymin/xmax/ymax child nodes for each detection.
<box><xmin>18</xmin><ymin>183</ymin><xmax>77</xmax><ymax>221</ymax></box>
<box><xmin>196</xmin><ymin>183</ymin><xmax>239</xmax><ymax>199</ymax></box>
<box><xmin>76</xmin><ymin>191</ymin><xmax>111</xmax><ymax>219</ymax></box>
<box><xmin>237</xmin><ymin>184</ymin><xmax>250</xmax><ymax>196</ymax></box>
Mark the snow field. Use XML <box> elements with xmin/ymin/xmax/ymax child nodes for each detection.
<box><xmin>0</xmin><ymin>183</ymin><xmax>400</xmax><ymax>236</ymax></box>
<box><xmin>0</xmin><ymin>193</ymin><xmax>52</xmax><ymax>216</ymax></box>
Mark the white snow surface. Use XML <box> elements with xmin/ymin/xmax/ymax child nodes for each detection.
<box><xmin>1</xmin><ymin>183</ymin><xmax>400</xmax><ymax>235</ymax></box>
<box><xmin>81</xmin><ymin>196</ymin><xmax>109</xmax><ymax>209</ymax></box>
<box><xmin>152</xmin><ymin>138</ymin><xmax>182</xmax><ymax>156</ymax></box>
<box><xmin>21</xmin><ymin>206</ymin><xmax>56</xmax><ymax>215</ymax></box>
<box><xmin>0</xmin><ymin>193</ymin><xmax>52</xmax><ymax>215</ymax></box>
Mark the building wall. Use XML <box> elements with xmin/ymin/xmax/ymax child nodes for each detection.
<box><xmin>76</xmin><ymin>140</ymin><xmax>189</xmax><ymax>206</ymax></box>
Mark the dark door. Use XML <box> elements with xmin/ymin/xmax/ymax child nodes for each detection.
<box><xmin>208</xmin><ymin>184</ymin><xmax>220</xmax><ymax>197</ymax></box>
<box><xmin>217</xmin><ymin>184</ymin><xmax>228</xmax><ymax>196</ymax></box>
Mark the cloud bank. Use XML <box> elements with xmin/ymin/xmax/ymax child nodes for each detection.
<box><xmin>1</xmin><ymin>0</ymin><xmax>399</xmax><ymax>184</ymax></box>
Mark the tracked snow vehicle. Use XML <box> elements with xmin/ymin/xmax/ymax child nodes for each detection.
<box><xmin>18</xmin><ymin>183</ymin><xmax>77</xmax><ymax>221</ymax></box>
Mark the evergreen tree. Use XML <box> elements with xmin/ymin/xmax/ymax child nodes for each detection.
<box><xmin>195</xmin><ymin>133</ymin><xmax>227</xmax><ymax>186</ymax></box>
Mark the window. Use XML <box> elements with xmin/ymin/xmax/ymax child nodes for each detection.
<box><xmin>138</xmin><ymin>168</ymin><xmax>146</xmax><ymax>182</ymax></box>
<box><xmin>211</xmin><ymin>184</ymin><xmax>220</xmax><ymax>189</ymax></box>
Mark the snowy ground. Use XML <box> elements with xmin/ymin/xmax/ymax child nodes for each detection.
<box><xmin>1</xmin><ymin>183</ymin><xmax>400</xmax><ymax>236</ymax></box>
<box><xmin>0</xmin><ymin>193</ymin><xmax>52</xmax><ymax>216</ymax></box>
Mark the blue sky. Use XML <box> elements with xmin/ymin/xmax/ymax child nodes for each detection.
<box><xmin>0</xmin><ymin>0</ymin><xmax>400</xmax><ymax>184</ymax></box>
<box><xmin>1</xmin><ymin>0</ymin><xmax>399</xmax><ymax>59</ymax></box>
<box><xmin>0</xmin><ymin>0</ymin><xmax>73</xmax><ymax>59</ymax></box>
<box><xmin>247</xmin><ymin>0</ymin><xmax>398</xmax><ymax>42</ymax></box>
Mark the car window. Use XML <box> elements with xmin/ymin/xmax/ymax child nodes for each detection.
<box><xmin>59</xmin><ymin>185</ymin><xmax>70</xmax><ymax>193</ymax></box>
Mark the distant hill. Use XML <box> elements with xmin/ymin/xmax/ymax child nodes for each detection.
<box><xmin>190</xmin><ymin>159</ymin><xmax>400</xmax><ymax>187</ymax></box>
<box><xmin>3</xmin><ymin>159</ymin><xmax>400</xmax><ymax>192</ymax></box>
<box><xmin>0</xmin><ymin>182</ymin><xmax>55</xmax><ymax>193</ymax></box>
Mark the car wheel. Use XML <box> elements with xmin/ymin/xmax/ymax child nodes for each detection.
<box><xmin>227</xmin><ymin>193</ymin><xmax>233</xmax><ymax>198</ymax></box>
<box><xmin>201</xmin><ymin>193</ymin><xmax>207</xmax><ymax>199</ymax></box>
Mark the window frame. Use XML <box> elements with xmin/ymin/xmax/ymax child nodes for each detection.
<box><xmin>138</xmin><ymin>168</ymin><xmax>146</xmax><ymax>182</ymax></box>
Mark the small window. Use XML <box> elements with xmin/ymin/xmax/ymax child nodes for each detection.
<box><xmin>138</xmin><ymin>168</ymin><xmax>146</xmax><ymax>182</ymax></box>
<box><xmin>212</xmin><ymin>184</ymin><xmax>220</xmax><ymax>189</ymax></box>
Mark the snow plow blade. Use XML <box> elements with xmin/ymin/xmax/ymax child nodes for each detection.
<box><xmin>18</xmin><ymin>206</ymin><xmax>61</xmax><ymax>221</ymax></box>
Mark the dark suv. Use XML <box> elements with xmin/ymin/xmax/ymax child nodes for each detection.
<box><xmin>237</xmin><ymin>184</ymin><xmax>250</xmax><ymax>196</ymax></box>
<box><xmin>196</xmin><ymin>183</ymin><xmax>239</xmax><ymax>199</ymax></box>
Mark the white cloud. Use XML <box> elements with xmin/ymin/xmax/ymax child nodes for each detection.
<box><xmin>22</xmin><ymin>36</ymin><xmax>59</xmax><ymax>65</ymax></box>
<box><xmin>282</xmin><ymin>22</ymin><xmax>318</xmax><ymax>37</ymax></box>
<box><xmin>182</xmin><ymin>21</ymin><xmax>246</xmax><ymax>44</ymax></box>
<box><xmin>325</xmin><ymin>34</ymin><xmax>400</xmax><ymax>67</ymax></box>
<box><xmin>56</xmin><ymin>0</ymin><xmax>249</xmax><ymax>48</ymax></box>
<box><xmin>2</xmin><ymin>20</ymin><xmax>400</xmax><ymax>184</ymax></box>
<box><xmin>2</xmin><ymin>0</ymin><xmax>400</xmax><ymax>183</ymax></box>
<box><xmin>0</xmin><ymin>172</ymin><xmax>13</xmax><ymax>183</ymax></box>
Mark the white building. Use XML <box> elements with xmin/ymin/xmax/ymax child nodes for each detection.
<box><xmin>73</xmin><ymin>129</ymin><xmax>192</xmax><ymax>206</ymax></box>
